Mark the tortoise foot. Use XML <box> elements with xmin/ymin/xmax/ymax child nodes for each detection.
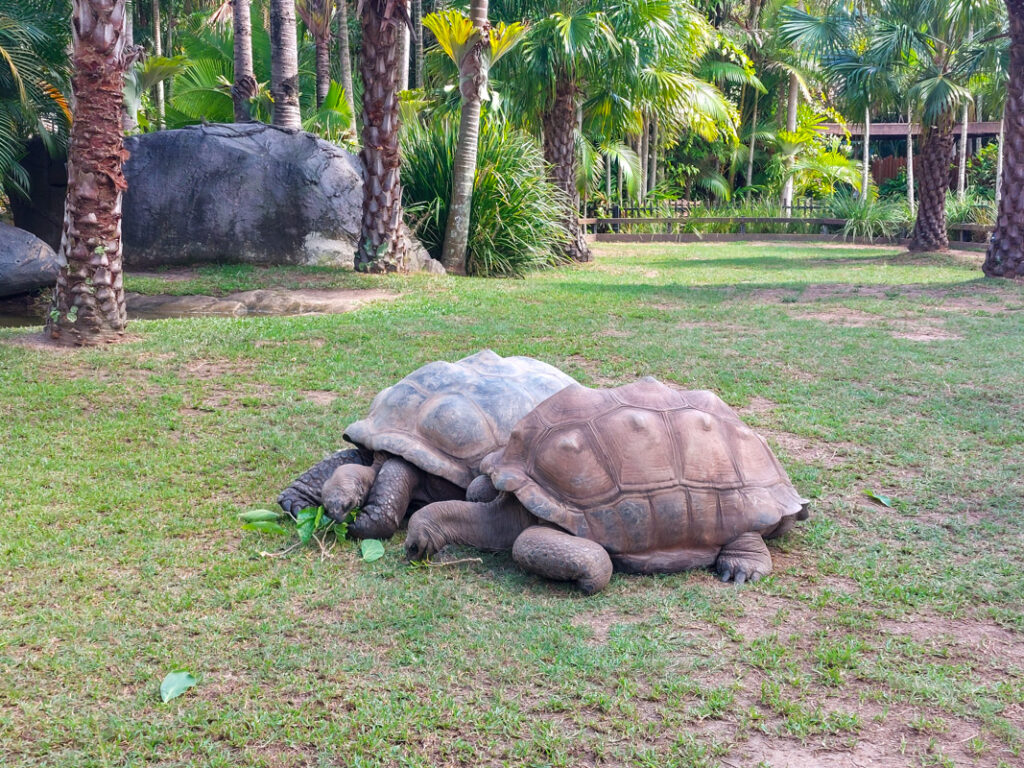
<box><xmin>513</xmin><ymin>526</ymin><xmax>613</xmax><ymax>595</ymax></box>
<box><xmin>715</xmin><ymin>532</ymin><xmax>772</xmax><ymax>585</ymax></box>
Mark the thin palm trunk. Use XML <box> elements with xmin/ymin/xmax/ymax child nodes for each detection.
<box><xmin>906</xmin><ymin>105</ymin><xmax>915</xmax><ymax>217</ymax></box>
<box><xmin>908</xmin><ymin>112</ymin><xmax>954</xmax><ymax>252</ymax></box>
<box><xmin>605</xmin><ymin>153</ymin><xmax>611</xmax><ymax>201</ymax></box>
<box><xmin>440</xmin><ymin>0</ymin><xmax>489</xmax><ymax>275</ymax></box>
<box><xmin>315</xmin><ymin>38</ymin><xmax>330</xmax><ymax>107</ymax></box>
<box><xmin>49</xmin><ymin>0</ymin><xmax>131</xmax><ymax>344</ymax></box>
<box><xmin>861</xmin><ymin>105</ymin><xmax>871</xmax><ymax>197</ymax></box>
<box><xmin>957</xmin><ymin>98</ymin><xmax>969</xmax><ymax>201</ymax></box>
<box><xmin>648</xmin><ymin>115</ymin><xmax>658</xmax><ymax>194</ymax></box>
<box><xmin>984</xmin><ymin>0</ymin><xmax>1024</xmax><ymax>277</ymax></box>
<box><xmin>781</xmin><ymin>72</ymin><xmax>799</xmax><ymax>215</ymax></box>
<box><xmin>542</xmin><ymin>75</ymin><xmax>589</xmax><ymax>261</ymax></box>
<box><xmin>356</xmin><ymin>0</ymin><xmax>409</xmax><ymax>272</ymax></box>
<box><xmin>232</xmin><ymin>0</ymin><xmax>257</xmax><ymax>122</ymax></box>
<box><xmin>639</xmin><ymin>119</ymin><xmax>649</xmax><ymax>200</ymax></box>
<box><xmin>412</xmin><ymin>0</ymin><xmax>424</xmax><ymax>88</ymax></box>
<box><xmin>152</xmin><ymin>0</ymin><xmax>164</xmax><ymax>128</ymax></box>
<box><xmin>746</xmin><ymin>89</ymin><xmax>759</xmax><ymax>186</ymax></box>
<box><xmin>269</xmin><ymin>0</ymin><xmax>302</xmax><ymax>130</ymax></box>
<box><xmin>336</xmin><ymin>0</ymin><xmax>356</xmax><ymax>130</ymax></box>
<box><xmin>996</xmin><ymin>107</ymin><xmax>1005</xmax><ymax>205</ymax></box>
<box><xmin>399</xmin><ymin>18</ymin><xmax>410</xmax><ymax>91</ymax></box>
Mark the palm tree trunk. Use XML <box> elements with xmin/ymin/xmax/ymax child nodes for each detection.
<box><xmin>315</xmin><ymin>36</ymin><xmax>330</xmax><ymax>107</ymax></box>
<box><xmin>399</xmin><ymin>18</ymin><xmax>410</xmax><ymax>91</ymax></box>
<box><xmin>440</xmin><ymin>0</ymin><xmax>488</xmax><ymax>275</ymax></box>
<box><xmin>412</xmin><ymin>0</ymin><xmax>424</xmax><ymax>88</ymax></box>
<box><xmin>957</xmin><ymin>98</ymin><xmax>969</xmax><ymax>201</ymax></box>
<box><xmin>152</xmin><ymin>0</ymin><xmax>165</xmax><ymax>128</ymax></box>
<box><xmin>996</xmin><ymin>107</ymin><xmax>1005</xmax><ymax>205</ymax></box>
<box><xmin>356</xmin><ymin>0</ymin><xmax>409</xmax><ymax>272</ymax></box>
<box><xmin>336</xmin><ymin>0</ymin><xmax>356</xmax><ymax>130</ymax></box>
<box><xmin>781</xmin><ymin>72</ymin><xmax>799</xmax><ymax>215</ymax></box>
<box><xmin>49</xmin><ymin>0</ymin><xmax>131</xmax><ymax>345</ymax></box>
<box><xmin>861</xmin><ymin>105</ymin><xmax>871</xmax><ymax>197</ymax></box>
<box><xmin>747</xmin><ymin>89</ymin><xmax>759</xmax><ymax>186</ymax></box>
<box><xmin>906</xmin><ymin>105</ymin><xmax>915</xmax><ymax>217</ymax></box>
<box><xmin>542</xmin><ymin>75</ymin><xmax>590</xmax><ymax>262</ymax></box>
<box><xmin>649</xmin><ymin>115</ymin><xmax>658</xmax><ymax>194</ymax></box>
<box><xmin>639</xmin><ymin>118</ymin><xmax>649</xmax><ymax>200</ymax></box>
<box><xmin>232</xmin><ymin>0</ymin><xmax>257</xmax><ymax>122</ymax></box>
<box><xmin>984</xmin><ymin>0</ymin><xmax>1024</xmax><ymax>277</ymax></box>
<box><xmin>908</xmin><ymin>112</ymin><xmax>954</xmax><ymax>252</ymax></box>
<box><xmin>269</xmin><ymin>0</ymin><xmax>302</xmax><ymax>130</ymax></box>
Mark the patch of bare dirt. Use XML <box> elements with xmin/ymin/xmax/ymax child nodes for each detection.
<box><xmin>128</xmin><ymin>267</ymin><xmax>199</xmax><ymax>282</ymax></box>
<box><xmin>301</xmin><ymin>390</ymin><xmax>339</xmax><ymax>406</ymax></box>
<box><xmin>879</xmin><ymin>616</ymin><xmax>1024</xmax><ymax>668</ymax></box>
<box><xmin>891</xmin><ymin>328</ymin><xmax>962</xmax><ymax>342</ymax></box>
<box><xmin>181</xmin><ymin>358</ymin><xmax>257</xmax><ymax>380</ymax></box>
<box><xmin>0</xmin><ymin>331</ymin><xmax>145</xmax><ymax>351</ymax></box>
<box><xmin>762</xmin><ymin>429</ymin><xmax>861</xmax><ymax>468</ymax></box>
<box><xmin>736</xmin><ymin>396</ymin><xmax>777</xmax><ymax>417</ymax></box>
<box><xmin>799</xmin><ymin>307</ymin><xmax>880</xmax><ymax>327</ymax></box>
<box><xmin>571</xmin><ymin>608</ymin><xmax>656</xmax><ymax>645</ymax></box>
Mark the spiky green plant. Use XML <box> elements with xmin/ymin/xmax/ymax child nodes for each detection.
<box><xmin>828</xmin><ymin>191</ymin><xmax>911</xmax><ymax>242</ymax></box>
<box><xmin>401</xmin><ymin>118</ymin><xmax>568</xmax><ymax>277</ymax></box>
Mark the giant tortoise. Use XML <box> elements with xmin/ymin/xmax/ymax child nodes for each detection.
<box><xmin>404</xmin><ymin>377</ymin><xmax>808</xmax><ymax>592</ymax></box>
<box><xmin>278</xmin><ymin>350</ymin><xmax>575</xmax><ymax>538</ymax></box>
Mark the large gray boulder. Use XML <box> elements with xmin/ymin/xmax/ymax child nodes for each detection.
<box><xmin>0</xmin><ymin>223</ymin><xmax>63</xmax><ymax>297</ymax></box>
<box><xmin>13</xmin><ymin>124</ymin><xmax>443</xmax><ymax>273</ymax></box>
<box><xmin>121</xmin><ymin>123</ymin><xmax>441</xmax><ymax>272</ymax></box>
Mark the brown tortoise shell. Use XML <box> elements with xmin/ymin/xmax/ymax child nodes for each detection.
<box><xmin>481</xmin><ymin>378</ymin><xmax>807</xmax><ymax>569</ymax></box>
<box><xmin>343</xmin><ymin>350</ymin><xmax>576</xmax><ymax>489</ymax></box>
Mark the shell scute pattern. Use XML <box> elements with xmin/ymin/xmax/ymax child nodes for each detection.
<box><xmin>483</xmin><ymin>379</ymin><xmax>806</xmax><ymax>554</ymax></box>
<box><xmin>343</xmin><ymin>350</ymin><xmax>575</xmax><ymax>488</ymax></box>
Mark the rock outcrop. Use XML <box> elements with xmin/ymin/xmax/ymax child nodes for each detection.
<box><xmin>13</xmin><ymin>124</ymin><xmax>443</xmax><ymax>273</ymax></box>
<box><xmin>0</xmin><ymin>223</ymin><xmax>63</xmax><ymax>297</ymax></box>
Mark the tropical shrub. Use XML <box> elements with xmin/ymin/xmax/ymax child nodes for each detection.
<box><xmin>401</xmin><ymin>118</ymin><xmax>568</xmax><ymax>277</ymax></box>
<box><xmin>828</xmin><ymin>192</ymin><xmax>911</xmax><ymax>241</ymax></box>
<box><xmin>0</xmin><ymin>0</ymin><xmax>70</xmax><ymax>199</ymax></box>
<box><xmin>966</xmin><ymin>143</ymin><xmax>999</xmax><ymax>200</ymax></box>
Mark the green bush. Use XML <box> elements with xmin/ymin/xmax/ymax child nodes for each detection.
<box><xmin>967</xmin><ymin>142</ymin><xmax>999</xmax><ymax>199</ymax></box>
<box><xmin>828</xmin><ymin>192</ymin><xmax>911</xmax><ymax>241</ymax></box>
<box><xmin>945</xmin><ymin>189</ymin><xmax>995</xmax><ymax>227</ymax></box>
<box><xmin>401</xmin><ymin>119</ymin><xmax>568</xmax><ymax>277</ymax></box>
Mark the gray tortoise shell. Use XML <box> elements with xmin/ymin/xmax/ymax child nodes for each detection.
<box><xmin>343</xmin><ymin>350</ymin><xmax>576</xmax><ymax>488</ymax></box>
<box><xmin>481</xmin><ymin>378</ymin><xmax>807</xmax><ymax>555</ymax></box>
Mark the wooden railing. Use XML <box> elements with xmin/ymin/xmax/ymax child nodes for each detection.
<box><xmin>578</xmin><ymin>216</ymin><xmax>992</xmax><ymax>245</ymax></box>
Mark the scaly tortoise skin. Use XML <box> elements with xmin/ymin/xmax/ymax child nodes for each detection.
<box><xmin>405</xmin><ymin>377</ymin><xmax>808</xmax><ymax>593</ymax></box>
<box><xmin>278</xmin><ymin>350</ymin><xmax>575</xmax><ymax>538</ymax></box>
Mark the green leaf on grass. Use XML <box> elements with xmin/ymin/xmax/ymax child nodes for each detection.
<box><xmin>243</xmin><ymin>521</ymin><xmax>289</xmax><ymax>535</ymax></box>
<box><xmin>237</xmin><ymin>509</ymin><xmax>283</xmax><ymax>522</ymax></box>
<box><xmin>160</xmin><ymin>671</ymin><xmax>197</xmax><ymax>703</ymax></box>
<box><xmin>863</xmin><ymin>490</ymin><xmax>893</xmax><ymax>507</ymax></box>
<box><xmin>296</xmin><ymin>506</ymin><xmax>322</xmax><ymax>544</ymax></box>
<box><xmin>360</xmin><ymin>539</ymin><xmax>385</xmax><ymax>562</ymax></box>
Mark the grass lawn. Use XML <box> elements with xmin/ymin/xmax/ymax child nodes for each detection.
<box><xmin>1</xmin><ymin>241</ymin><xmax>1022</xmax><ymax>768</ymax></box>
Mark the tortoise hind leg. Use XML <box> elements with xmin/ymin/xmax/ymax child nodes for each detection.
<box><xmin>512</xmin><ymin>527</ymin><xmax>613</xmax><ymax>595</ymax></box>
<box><xmin>278</xmin><ymin>448</ymin><xmax>373</xmax><ymax>518</ymax></box>
<box><xmin>715</xmin><ymin>532</ymin><xmax>772</xmax><ymax>585</ymax></box>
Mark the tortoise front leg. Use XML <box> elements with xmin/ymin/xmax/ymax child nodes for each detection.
<box><xmin>715</xmin><ymin>532</ymin><xmax>772</xmax><ymax>585</ymax></box>
<box><xmin>278</xmin><ymin>447</ymin><xmax>373</xmax><ymax>518</ymax></box>
<box><xmin>404</xmin><ymin>493</ymin><xmax>536</xmax><ymax>560</ymax></box>
<box><xmin>348</xmin><ymin>457</ymin><xmax>421</xmax><ymax>540</ymax></box>
<box><xmin>512</xmin><ymin>527</ymin><xmax>613</xmax><ymax>595</ymax></box>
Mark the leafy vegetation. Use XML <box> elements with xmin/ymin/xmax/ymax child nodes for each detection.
<box><xmin>1</xmin><ymin>242</ymin><xmax>1022</xmax><ymax>766</ymax></box>
<box><xmin>402</xmin><ymin>118</ymin><xmax>568</xmax><ymax>276</ymax></box>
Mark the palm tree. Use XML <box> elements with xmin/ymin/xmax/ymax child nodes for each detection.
<box><xmin>985</xmin><ymin>0</ymin><xmax>1024</xmax><ymax>277</ymax></box>
<box><xmin>426</xmin><ymin>4</ymin><xmax>526</xmax><ymax>273</ymax></box>
<box><xmin>356</xmin><ymin>0</ymin><xmax>411</xmax><ymax>272</ymax></box>
<box><xmin>269</xmin><ymin>0</ymin><xmax>302</xmax><ymax>129</ymax></box>
<box><xmin>336</xmin><ymin>0</ymin><xmax>357</xmax><ymax>127</ymax></box>
<box><xmin>232</xmin><ymin>0</ymin><xmax>257</xmax><ymax>121</ymax></box>
<box><xmin>297</xmin><ymin>0</ymin><xmax>336</xmax><ymax>107</ymax></box>
<box><xmin>782</xmin><ymin>0</ymin><xmax>998</xmax><ymax>252</ymax></box>
<box><xmin>48</xmin><ymin>0</ymin><xmax>134</xmax><ymax>345</ymax></box>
